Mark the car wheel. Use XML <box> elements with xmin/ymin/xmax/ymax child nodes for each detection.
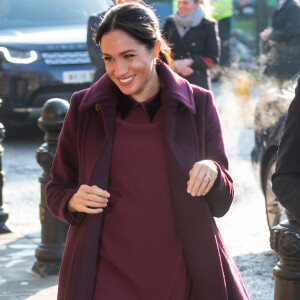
<box><xmin>263</xmin><ymin>153</ymin><xmax>287</xmax><ymax>229</ymax></box>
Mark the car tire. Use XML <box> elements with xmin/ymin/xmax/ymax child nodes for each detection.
<box><xmin>263</xmin><ymin>152</ymin><xmax>287</xmax><ymax>229</ymax></box>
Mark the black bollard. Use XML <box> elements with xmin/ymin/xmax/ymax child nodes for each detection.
<box><xmin>32</xmin><ymin>98</ymin><xmax>69</xmax><ymax>277</ymax></box>
<box><xmin>0</xmin><ymin>123</ymin><xmax>10</xmax><ymax>234</ymax></box>
<box><xmin>270</xmin><ymin>210</ymin><xmax>300</xmax><ymax>300</ymax></box>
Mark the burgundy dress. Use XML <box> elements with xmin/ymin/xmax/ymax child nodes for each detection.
<box><xmin>92</xmin><ymin>92</ymin><xmax>195</xmax><ymax>299</ymax></box>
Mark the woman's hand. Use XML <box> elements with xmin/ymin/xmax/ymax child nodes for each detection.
<box><xmin>68</xmin><ymin>184</ymin><xmax>110</xmax><ymax>214</ymax></box>
<box><xmin>260</xmin><ymin>27</ymin><xmax>272</xmax><ymax>41</ymax></box>
<box><xmin>187</xmin><ymin>160</ymin><xmax>218</xmax><ymax>197</ymax></box>
<box><xmin>174</xmin><ymin>58</ymin><xmax>194</xmax><ymax>76</ymax></box>
<box><xmin>180</xmin><ymin>66</ymin><xmax>194</xmax><ymax>77</ymax></box>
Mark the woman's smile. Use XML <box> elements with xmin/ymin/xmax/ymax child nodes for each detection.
<box><xmin>118</xmin><ymin>75</ymin><xmax>135</xmax><ymax>85</ymax></box>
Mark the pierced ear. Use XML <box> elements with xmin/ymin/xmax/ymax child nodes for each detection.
<box><xmin>154</xmin><ymin>40</ymin><xmax>161</xmax><ymax>58</ymax></box>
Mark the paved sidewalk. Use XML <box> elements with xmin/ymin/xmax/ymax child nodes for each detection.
<box><xmin>0</xmin><ymin>231</ymin><xmax>58</xmax><ymax>300</ymax></box>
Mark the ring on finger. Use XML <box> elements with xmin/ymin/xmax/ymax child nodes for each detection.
<box><xmin>85</xmin><ymin>194</ymin><xmax>89</xmax><ymax>201</ymax></box>
<box><xmin>204</xmin><ymin>174</ymin><xmax>213</xmax><ymax>182</ymax></box>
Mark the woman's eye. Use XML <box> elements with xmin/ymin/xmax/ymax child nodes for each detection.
<box><xmin>103</xmin><ymin>56</ymin><xmax>112</xmax><ymax>62</ymax></box>
<box><xmin>124</xmin><ymin>54</ymin><xmax>134</xmax><ymax>59</ymax></box>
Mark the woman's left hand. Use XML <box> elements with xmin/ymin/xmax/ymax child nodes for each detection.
<box><xmin>187</xmin><ymin>160</ymin><xmax>218</xmax><ymax>197</ymax></box>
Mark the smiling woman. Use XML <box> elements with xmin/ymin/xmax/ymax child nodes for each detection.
<box><xmin>100</xmin><ymin>30</ymin><xmax>161</xmax><ymax>102</ymax></box>
<box><xmin>46</xmin><ymin>2</ymin><xmax>249</xmax><ymax>299</ymax></box>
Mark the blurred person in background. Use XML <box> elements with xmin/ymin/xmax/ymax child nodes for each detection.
<box><xmin>87</xmin><ymin>1</ymin><xmax>147</xmax><ymax>82</ymax></box>
<box><xmin>87</xmin><ymin>1</ymin><xmax>118</xmax><ymax>82</ymax></box>
<box><xmin>272</xmin><ymin>76</ymin><xmax>300</xmax><ymax>222</ymax></box>
<box><xmin>210</xmin><ymin>0</ymin><xmax>233</xmax><ymax>78</ymax></box>
<box><xmin>47</xmin><ymin>2</ymin><xmax>249</xmax><ymax>299</ymax></box>
<box><xmin>163</xmin><ymin>0</ymin><xmax>220</xmax><ymax>90</ymax></box>
<box><xmin>260</xmin><ymin>0</ymin><xmax>300</xmax><ymax>84</ymax></box>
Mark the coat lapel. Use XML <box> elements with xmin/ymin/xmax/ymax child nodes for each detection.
<box><xmin>85</xmin><ymin>102</ymin><xmax>117</xmax><ymax>187</ymax></box>
<box><xmin>159</xmin><ymin>63</ymin><xmax>198</xmax><ymax>176</ymax></box>
<box><xmin>66</xmin><ymin>76</ymin><xmax>119</xmax><ymax>300</ymax></box>
<box><xmin>159</xmin><ymin>64</ymin><xmax>228</xmax><ymax>299</ymax></box>
<box><xmin>163</xmin><ymin>102</ymin><xmax>199</xmax><ymax>176</ymax></box>
<box><xmin>79</xmin><ymin>74</ymin><xmax>118</xmax><ymax>187</ymax></box>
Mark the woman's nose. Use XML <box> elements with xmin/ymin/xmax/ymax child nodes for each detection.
<box><xmin>115</xmin><ymin>60</ymin><xmax>127</xmax><ymax>76</ymax></box>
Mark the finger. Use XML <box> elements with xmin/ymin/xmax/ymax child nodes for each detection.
<box><xmin>197</xmin><ymin>175</ymin><xmax>212</xmax><ymax>196</ymax></box>
<box><xmin>187</xmin><ymin>164</ymin><xmax>201</xmax><ymax>193</ymax></box>
<box><xmin>193</xmin><ymin>172</ymin><xmax>211</xmax><ymax>196</ymax></box>
<box><xmin>86</xmin><ymin>198</ymin><xmax>108</xmax><ymax>208</ymax></box>
<box><xmin>189</xmin><ymin>166</ymin><xmax>209</xmax><ymax>196</ymax></box>
<box><xmin>78</xmin><ymin>184</ymin><xmax>107</xmax><ymax>195</ymax></box>
<box><xmin>190</xmin><ymin>176</ymin><xmax>205</xmax><ymax>197</ymax></box>
<box><xmin>78</xmin><ymin>198</ymin><xmax>104</xmax><ymax>214</ymax></box>
<box><xmin>87</xmin><ymin>185</ymin><xmax>110</xmax><ymax>198</ymax></box>
<box><xmin>86</xmin><ymin>193</ymin><xmax>109</xmax><ymax>204</ymax></box>
<box><xmin>202</xmin><ymin>179</ymin><xmax>215</xmax><ymax>196</ymax></box>
<box><xmin>82</xmin><ymin>207</ymin><xmax>103</xmax><ymax>214</ymax></box>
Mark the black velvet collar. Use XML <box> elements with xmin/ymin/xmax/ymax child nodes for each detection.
<box><xmin>117</xmin><ymin>91</ymin><xmax>161</xmax><ymax>122</ymax></box>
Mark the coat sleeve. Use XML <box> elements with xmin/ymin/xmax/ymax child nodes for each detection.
<box><xmin>269</xmin><ymin>5</ymin><xmax>300</xmax><ymax>42</ymax></box>
<box><xmin>191</xmin><ymin>20</ymin><xmax>220</xmax><ymax>71</ymax></box>
<box><xmin>272</xmin><ymin>76</ymin><xmax>300</xmax><ymax>222</ymax></box>
<box><xmin>45</xmin><ymin>92</ymin><xmax>85</xmax><ymax>226</ymax></box>
<box><xmin>196</xmin><ymin>88</ymin><xmax>234</xmax><ymax>217</ymax></box>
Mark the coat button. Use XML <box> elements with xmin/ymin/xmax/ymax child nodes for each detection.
<box><xmin>191</xmin><ymin>42</ymin><xmax>196</xmax><ymax>47</ymax></box>
<box><xmin>186</xmin><ymin>51</ymin><xmax>191</xmax><ymax>56</ymax></box>
<box><xmin>95</xmin><ymin>103</ymin><xmax>101</xmax><ymax>112</ymax></box>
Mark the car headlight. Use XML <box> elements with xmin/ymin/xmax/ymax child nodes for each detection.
<box><xmin>0</xmin><ymin>47</ymin><xmax>38</xmax><ymax>64</ymax></box>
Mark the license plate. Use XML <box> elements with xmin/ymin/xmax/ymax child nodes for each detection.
<box><xmin>62</xmin><ymin>70</ymin><xmax>94</xmax><ymax>84</ymax></box>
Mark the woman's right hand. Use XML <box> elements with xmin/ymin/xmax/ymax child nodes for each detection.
<box><xmin>68</xmin><ymin>184</ymin><xmax>110</xmax><ymax>214</ymax></box>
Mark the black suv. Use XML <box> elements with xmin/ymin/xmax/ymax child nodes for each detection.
<box><xmin>0</xmin><ymin>0</ymin><xmax>112</xmax><ymax>127</ymax></box>
<box><xmin>0</xmin><ymin>0</ymin><xmax>173</xmax><ymax>128</ymax></box>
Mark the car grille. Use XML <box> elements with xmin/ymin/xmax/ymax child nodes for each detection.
<box><xmin>41</xmin><ymin>51</ymin><xmax>91</xmax><ymax>65</ymax></box>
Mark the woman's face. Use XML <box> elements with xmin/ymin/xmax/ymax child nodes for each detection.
<box><xmin>101</xmin><ymin>29</ymin><xmax>160</xmax><ymax>102</ymax></box>
<box><xmin>177</xmin><ymin>0</ymin><xmax>198</xmax><ymax>17</ymax></box>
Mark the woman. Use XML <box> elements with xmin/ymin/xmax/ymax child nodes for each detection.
<box><xmin>46</xmin><ymin>2</ymin><xmax>248</xmax><ymax>299</ymax></box>
<box><xmin>163</xmin><ymin>0</ymin><xmax>220</xmax><ymax>90</ymax></box>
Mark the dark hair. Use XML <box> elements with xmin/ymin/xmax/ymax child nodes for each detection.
<box><xmin>94</xmin><ymin>1</ymin><xmax>173</xmax><ymax>67</ymax></box>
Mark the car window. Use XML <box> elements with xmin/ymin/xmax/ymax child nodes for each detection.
<box><xmin>0</xmin><ymin>0</ymin><xmax>112</xmax><ymax>29</ymax></box>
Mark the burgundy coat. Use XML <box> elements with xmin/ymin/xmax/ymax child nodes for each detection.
<box><xmin>46</xmin><ymin>62</ymin><xmax>249</xmax><ymax>300</ymax></box>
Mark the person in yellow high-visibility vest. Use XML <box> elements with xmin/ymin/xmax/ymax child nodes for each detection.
<box><xmin>172</xmin><ymin>0</ymin><xmax>178</xmax><ymax>12</ymax></box>
<box><xmin>210</xmin><ymin>0</ymin><xmax>233</xmax><ymax>67</ymax></box>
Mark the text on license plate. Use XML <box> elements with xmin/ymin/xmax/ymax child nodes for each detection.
<box><xmin>62</xmin><ymin>70</ymin><xmax>95</xmax><ymax>84</ymax></box>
